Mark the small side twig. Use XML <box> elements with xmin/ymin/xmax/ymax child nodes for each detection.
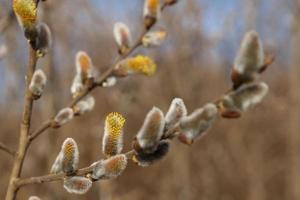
<box><xmin>0</xmin><ymin>142</ymin><xmax>15</xmax><ymax>157</ymax></box>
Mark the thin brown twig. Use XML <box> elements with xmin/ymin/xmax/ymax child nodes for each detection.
<box><xmin>16</xmin><ymin>125</ymin><xmax>178</xmax><ymax>187</ymax></box>
<box><xmin>0</xmin><ymin>142</ymin><xmax>15</xmax><ymax>157</ymax></box>
<box><xmin>5</xmin><ymin>46</ymin><xmax>38</xmax><ymax>200</ymax></box>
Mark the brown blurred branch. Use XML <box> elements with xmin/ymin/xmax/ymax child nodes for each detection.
<box><xmin>5</xmin><ymin>46</ymin><xmax>38</xmax><ymax>200</ymax></box>
<box><xmin>0</xmin><ymin>142</ymin><xmax>15</xmax><ymax>157</ymax></box>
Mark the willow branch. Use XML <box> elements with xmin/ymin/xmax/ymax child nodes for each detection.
<box><xmin>0</xmin><ymin>142</ymin><xmax>15</xmax><ymax>157</ymax></box>
<box><xmin>16</xmin><ymin>125</ymin><xmax>177</xmax><ymax>187</ymax></box>
<box><xmin>28</xmin><ymin>4</ymin><xmax>169</xmax><ymax>143</ymax></box>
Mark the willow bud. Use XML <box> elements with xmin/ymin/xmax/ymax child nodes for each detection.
<box><xmin>61</xmin><ymin>138</ymin><xmax>79</xmax><ymax>174</ymax></box>
<box><xmin>219</xmin><ymin>82</ymin><xmax>269</xmax><ymax>118</ymax></box>
<box><xmin>102</xmin><ymin>76</ymin><xmax>117</xmax><ymax>88</ymax></box>
<box><xmin>63</xmin><ymin>176</ymin><xmax>92</xmax><ymax>194</ymax></box>
<box><xmin>71</xmin><ymin>74</ymin><xmax>84</xmax><ymax>98</ymax></box>
<box><xmin>232</xmin><ymin>30</ymin><xmax>264</xmax><ymax>89</ymax></box>
<box><xmin>91</xmin><ymin>154</ymin><xmax>127</xmax><ymax>180</ymax></box>
<box><xmin>35</xmin><ymin>23</ymin><xmax>52</xmax><ymax>57</ymax></box>
<box><xmin>74</xmin><ymin>96</ymin><xmax>95</xmax><ymax>116</ymax></box>
<box><xmin>135</xmin><ymin>107</ymin><xmax>165</xmax><ymax>153</ymax></box>
<box><xmin>178</xmin><ymin>103</ymin><xmax>218</xmax><ymax>145</ymax></box>
<box><xmin>29</xmin><ymin>69</ymin><xmax>47</xmax><ymax>99</ymax></box>
<box><xmin>53</xmin><ymin>108</ymin><xmax>74</xmax><ymax>128</ymax></box>
<box><xmin>165</xmin><ymin>98</ymin><xmax>187</xmax><ymax>131</ymax></box>
<box><xmin>102</xmin><ymin>112</ymin><xmax>126</xmax><ymax>157</ymax></box>
<box><xmin>76</xmin><ymin>51</ymin><xmax>95</xmax><ymax>84</ymax></box>
<box><xmin>144</xmin><ymin>0</ymin><xmax>161</xmax><ymax>29</ymax></box>
<box><xmin>142</xmin><ymin>30</ymin><xmax>167</xmax><ymax>47</ymax></box>
<box><xmin>113</xmin><ymin>22</ymin><xmax>132</xmax><ymax>54</ymax></box>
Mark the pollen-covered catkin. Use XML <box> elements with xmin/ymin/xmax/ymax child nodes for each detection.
<box><xmin>76</xmin><ymin>51</ymin><xmax>95</xmax><ymax>84</ymax></box>
<box><xmin>91</xmin><ymin>154</ymin><xmax>127</xmax><ymax>180</ymax></box>
<box><xmin>135</xmin><ymin>107</ymin><xmax>165</xmax><ymax>153</ymax></box>
<box><xmin>114</xmin><ymin>22</ymin><xmax>132</xmax><ymax>54</ymax></box>
<box><xmin>178</xmin><ymin>103</ymin><xmax>218</xmax><ymax>145</ymax></box>
<box><xmin>63</xmin><ymin>176</ymin><xmax>92</xmax><ymax>195</ymax></box>
<box><xmin>61</xmin><ymin>138</ymin><xmax>79</xmax><ymax>174</ymax></box>
<box><xmin>13</xmin><ymin>0</ymin><xmax>38</xmax><ymax>41</ymax></box>
<box><xmin>29</xmin><ymin>69</ymin><xmax>47</xmax><ymax>99</ymax></box>
<box><xmin>219</xmin><ymin>82</ymin><xmax>269</xmax><ymax>118</ymax></box>
<box><xmin>114</xmin><ymin>55</ymin><xmax>157</xmax><ymax>77</ymax></box>
<box><xmin>102</xmin><ymin>112</ymin><xmax>126</xmax><ymax>157</ymax></box>
<box><xmin>53</xmin><ymin>108</ymin><xmax>74</xmax><ymax>127</ymax></box>
<box><xmin>232</xmin><ymin>30</ymin><xmax>264</xmax><ymax>88</ymax></box>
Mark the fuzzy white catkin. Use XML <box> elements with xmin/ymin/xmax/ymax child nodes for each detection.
<box><xmin>74</xmin><ymin>96</ymin><xmax>95</xmax><ymax>115</ymax></box>
<box><xmin>136</xmin><ymin>107</ymin><xmax>165</xmax><ymax>151</ymax></box>
<box><xmin>227</xmin><ymin>82</ymin><xmax>269</xmax><ymax>111</ymax></box>
<box><xmin>179</xmin><ymin>103</ymin><xmax>218</xmax><ymax>143</ymax></box>
<box><xmin>91</xmin><ymin>154</ymin><xmax>127</xmax><ymax>180</ymax></box>
<box><xmin>61</xmin><ymin>138</ymin><xmax>79</xmax><ymax>174</ymax></box>
<box><xmin>113</xmin><ymin>22</ymin><xmax>132</xmax><ymax>49</ymax></box>
<box><xmin>102</xmin><ymin>76</ymin><xmax>117</xmax><ymax>88</ymax></box>
<box><xmin>234</xmin><ymin>30</ymin><xmax>264</xmax><ymax>75</ymax></box>
<box><xmin>142</xmin><ymin>31</ymin><xmax>167</xmax><ymax>47</ymax></box>
<box><xmin>50</xmin><ymin>151</ymin><xmax>63</xmax><ymax>174</ymax></box>
<box><xmin>71</xmin><ymin>74</ymin><xmax>84</xmax><ymax>96</ymax></box>
<box><xmin>54</xmin><ymin>108</ymin><xmax>74</xmax><ymax>126</ymax></box>
<box><xmin>75</xmin><ymin>51</ymin><xmax>92</xmax><ymax>75</ymax></box>
<box><xmin>63</xmin><ymin>176</ymin><xmax>92</xmax><ymax>195</ymax></box>
<box><xmin>165</xmin><ymin>98</ymin><xmax>187</xmax><ymax>129</ymax></box>
<box><xmin>29</xmin><ymin>69</ymin><xmax>47</xmax><ymax>97</ymax></box>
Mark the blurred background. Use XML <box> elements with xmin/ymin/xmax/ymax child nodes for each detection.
<box><xmin>0</xmin><ymin>0</ymin><xmax>299</xmax><ymax>199</ymax></box>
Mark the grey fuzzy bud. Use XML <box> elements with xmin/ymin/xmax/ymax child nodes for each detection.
<box><xmin>63</xmin><ymin>176</ymin><xmax>92</xmax><ymax>194</ymax></box>
<box><xmin>35</xmin><ymin>23</ymin><xmax>52</xmax><ymax>57</ymax></box>
<box><xmin>53</xmin><ymin>108</ymin><xmax>74</xmax><ymax>127</ymax></box>
<box><xmin>179</xmin><ymin>103</ymin><xmax>218</xmax><ymax>145</ymax></box>
<box><xmin>165</xmin><ymin>98</ymin><xmax>187</xmax><ymax>130</ymax></box>
<box><xmin>29</xmin><ymin>69</ymin><xmax>47</xmax><ymax>99</ymax></box>
<box><xmin>136</xmin><ymin>107</ymin><xmax>165</xmax><ymax>153</ymax></box>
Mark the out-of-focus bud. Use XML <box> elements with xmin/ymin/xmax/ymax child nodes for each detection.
<box><xmin>71</xmin><ymin>74</ymin><xmax>84</xmax><ymax>98</ymax></box>
<box><xmin>231</xmin><ymin>30</ymin><xmax>264</xmax><ymax>89</ymax></box>
<box><xmin>50</xmin><ymin>151</ymin><xmax>63</xmax><ymax>174</ymax></box>
<box><xmin>28</xmin><ymin>196</ymin><xmax>41</xmax><ymax>200</ymax></box>
<box><xmin>73</xmin><ymin>96</ymin><xmax>95</xmax><ymax>116</ymax></box>
<box><xmin>144</xmin><ymin>0</ymin><xmax>161</xmax><ymax>29</ymax></box>
<box><xmin>102</xmin><ymin>76</ymin><xmax>117</xmax><ymax>88</ymax></box>
<box><xmin>219</xmin><ymin>82</ymin><xmax>269</xmax><ymax>118</ymax></box>
<box><xmin>102</xmin><ymin>112</ymin><xmax>126</xmax><ymax>157</ymax></box>
<box><xmin>133</xmin><ymin>141</ymin><xmax>169</xmax><ymax>167</ymax></box>
<box><xmin>114</xmin><ymin>55</ymin><xmax>157</xmax><ymax>77</ymax></box>
<box><xmin>164</xmin><ymin>98</ymin><xmax>187</xmax><ymax>131</ymax></box>
<box><xmin>29</xmin><ymin>69</ymin><xmax>47</xmax><ymax>99</ymax></box>
<box><xmin>13</xmin><ymin>0</ymin><xmax>38</xmax><ymax>41</ymax></box>
<box><xmin>164</xmin><ymin>0</ymin><xmax>178</xmax><ymax>5</ymax></box>
<box><xmin>134</xmin><ymin>107</ymin><xmax>165</xmax><ymax>153</ymax></box>
<box><xmin>53</xmin><ymin>108</ymin><xmax>74</xmax><ymax>128</ymax></box>
<box><xmin>178</xmin><ymin>103</ymin><xmax>218</xmax><ymax>145</ymax></box>
<box><xmin>35</xmin><ymin>23</ymin><xmax>52</xmax><ymax>57</ymax></box>
<box><xmin>91</xmin><ymin>154</ymin><xmax>127</xmax><ymax>180</ymax></box>
<box><xmin>63</xmin><ymin>176</ymin><xmax>92</xmax><ymax>195</ymax></box>
<box><xmin>76</xmin><ymin>51</ymin><xmax>95</xmax><ymax>84</ymax></box>
<box><xmin>61</xmin><ymin>138</ymin><xmax>79</xmax><ymax>174</ymax></box>
<box><xmin>142</xmin><ymin>30</ymin><xmax>167</xmax><ymax>47</ymax></box>
<box><xmin>0</xmin><ymin>44</ymin><xmax>7</xmax><ymax>60</ymax></box>
<box><xmin>113</xmin><ymin>22</ymin><xmax>132</xmax><ymax>54</ymax></box>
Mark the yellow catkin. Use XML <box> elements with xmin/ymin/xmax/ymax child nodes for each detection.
<box><xmin>63</xmin><ymin>142</ymin><xmax>75</xmax><ymax>166</ymax></box>
<box><xmin>127</xmin><ymin>55</ymin><xmax>157</xmax><ymax>76</ymax></box>
<box><xmin>103</xmin><ymin>113</ymin><xmax>126</xmax><ymax>156</ymax></box>
<box><xmin>13</xmin><ymin>0</ymin><xmax>37</xmax><ymax>27</ymax></box>
<box><xmin>147</xmin><ymin>0</ymin><xmax>160</xmax><ymax>15</ymax></box>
